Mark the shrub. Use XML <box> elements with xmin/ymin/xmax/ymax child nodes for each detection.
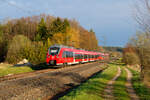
<box><xmin>123</xmin><ymin>52</ymin><xmax>140</xmax><ymax>65</ymax></box>
<box><xmin>6</xmin><ymin>35</ymin><xmax>32</xmax><ymax>64</ymax></box>
<box><xmin>6</xmin><ymin>35</ymin><xmax>52</xmax><ymax>64</ymax></box>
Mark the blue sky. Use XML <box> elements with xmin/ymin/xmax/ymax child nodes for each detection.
<box><xmin>0</xmin><ymin>0</ymin><xmax>137</xmax><ymax>47</ymax></box>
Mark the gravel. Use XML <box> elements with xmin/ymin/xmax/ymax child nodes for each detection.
<box><xmin>0</xmin><ymin>62</ymin><xmax>105</xmax><ymax>100</ymax></box>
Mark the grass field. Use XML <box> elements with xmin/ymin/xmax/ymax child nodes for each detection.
<box><xmin>59</xmin><ymin>64</ymin><xmax>118</xmax><ymax>100</ymax></box>
<box><xmin>0</xmin><ymin>63</ymin><xmax>34</xmax><ymax>77</ymax></box>
<box><xmin>128</xmin><ymin>68</ymin><xmax>150</xmax><ymax>100</ymax></box>
<box><xmin>113</xmin><ymin>67</ymin><xmax>130</xmax><ymax>100</ymax></box>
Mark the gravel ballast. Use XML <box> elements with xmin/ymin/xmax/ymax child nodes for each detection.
<box><xmin>0</xmin><ymin>62</ymin><xmax>105</xmax><ymax>100</ymax></box>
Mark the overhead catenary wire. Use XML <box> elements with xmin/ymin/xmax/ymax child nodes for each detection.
<box><xmin>0</xmin><ymin>0</ymin><xmax>40</xmax><ymax>14</ymax></box>
<box><xmin>0</xmin><ymin>0</ymin><xmax>38</xmax><ymax>56</ymax></box>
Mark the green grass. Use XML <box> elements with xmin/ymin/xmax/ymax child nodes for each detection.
<box><xmin>128</xmin><ymin>68</ymin><xmax>150</xmax><ymax>100</ymax></box>
<box><xmin>0</xmin><ymin>64</ymin><xmax>34</xmax><ymax>77</ymax></box>
<box><xmin>113</xmin><ymin>67</ymin><xmax>130</xmax><ymax>100</ymax></box>
<box><xmin>59</xmin><ymin>64</ymin><xmax>118</xmax><ymax>100</ymax></box>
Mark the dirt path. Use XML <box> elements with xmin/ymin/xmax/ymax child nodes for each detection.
<box><xmin>103</xmin><ymin>66</ymin><xmax>121</xmax><ymax>99</ymax></box>
<box><xmin>124</xmin><ymin>68</ymin><xmax>139</xmax><ymax>100</ymax></box>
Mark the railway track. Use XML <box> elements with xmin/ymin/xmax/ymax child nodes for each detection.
<box><xmin>0</xmin><ymin>62</ymin><xmax>106</xmax><ymax>100</ymax></box>
<box><xmin>0</xmin><ymin>62</ymin><xmax>98</xmax><ymax>82</ymax></box>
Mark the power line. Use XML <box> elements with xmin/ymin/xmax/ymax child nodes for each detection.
<box><xmin>0</xmin><ymin>0</ymin><xmax>36</xmax><ymax>14</ymax></box>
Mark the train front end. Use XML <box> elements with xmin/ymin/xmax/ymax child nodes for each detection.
<box><xmin>46</xmin><ymin>46</ymin><xmax>60</xmax><ymax>65</ymax></box>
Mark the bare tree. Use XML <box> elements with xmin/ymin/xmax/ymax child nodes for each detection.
<box><xmin>129</xmin><ymin>32</ymin><xmax>150</xmax><ymax>80</ymax></box>
<box><xmin>133</xmin><ymin>0</ymin><xmax>150</xmax><ymax>31</ymax></box>
<box><xmin>130</xmin><ymin>0</ymin><xmax>150</xmax><ymax>80</ymax></box>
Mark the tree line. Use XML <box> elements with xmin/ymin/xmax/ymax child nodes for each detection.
<box><xmin>103</xmin><ymin>46</ymin><xmax>123</xmax><ymax>52</ymax></box>
<box><xmin>0</xmin><ymin>14</ymin><xmax>99</xmax><ymax>64</ymax></box>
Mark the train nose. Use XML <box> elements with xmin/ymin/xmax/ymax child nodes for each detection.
<box><xmin>50</xmin><ymin>56</ymin><xmax>56</xmax><ymax>60</ymax></box>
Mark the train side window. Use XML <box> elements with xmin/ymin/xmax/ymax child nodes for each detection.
<box><xmin>68</xmin><ymin>52</ymin><xmax>70</xmax><ymax>57</ymax></box>
<box><xmin>78</xmin><ymin>54</ymin><xmax>80</xmax><ymax>59</ymax></box>
<box><xmin>79</xmin><ymin>54</ymin><xmax>80</xmax><ymax>59</ymax></box>
<box><xmin>68</xmin><ymin>52</ymin><xmax>70</xmax><ymax>58</ymax></box>
<box><xmin>62</xmin><ymin>51</ymin><xmax>66</xmax><ymax>58</ymax></box>
<box><xmin>69</xmin><ymin>52</ymin><xmax>71</xmax><ymax>57</ymax></box>
<box><xmin>69</xmin><ymin>52</ymin><xmax>71</xmax><ymax>58</ymax></box>
<box><xmin>84</xmin><ymin>55</ymin><xmax>86</xmax><ymax>59</ymax></box>
<box><xmin>77</xmin><ymin>54</ymin><xmax>79</xmax><ymax>59</ymax></box>
<box><xmin>67</xmin><ymin>52</ymin><xmax>72</xmax><ymax>58</ymax></box>
<box><xmin>75</xmin><ymin>54</ymin><xmax>78</xmax><ymax>59</ymax></box>
<box><xmin>86</xmin><ymin>55</ymin><xmax>87</xmax><ymax>59</ymax></box>
<box><xmin>69</xmin><ymin>52</ymin><xmax>72</xmax><ymax>58</ymax></box>
<box><xmin>80</xmin><ymin>54</ymin><xmax>82</xmax><ymax>59</ymax></box>
<box><xmin>96</xmin><ymin>55</ymin><xmax>98</xmax><ymax>58</ymax></box>
<box><xmin>71</xmin><ymin>52</ymin><xmax>73</xmax><ymax>57</ymax></box>
<box><xmin>65</xmin><ymin>51</ymin><xmax>67</xmax><ymax>58</ymax></box>
<box><xmin>66</xmin><ymin>51</ymin><xmax>69</xmax><ymax>58</ymax></box>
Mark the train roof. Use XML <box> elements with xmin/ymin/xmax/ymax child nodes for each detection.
<box><xmin>50</xmin><ymin>44</ymin><xmax>104</xmax><ymax>55</ymax></box>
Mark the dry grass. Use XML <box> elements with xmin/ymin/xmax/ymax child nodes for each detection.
<box><xmin>0</xmin><ymin>63</ymin><xmax>12</xmax><ymax>69</ymax></box>
<box><xmin>0</xmin><ymin>63</ymin><xmax>33</xmax><ymax>77</ymax></box>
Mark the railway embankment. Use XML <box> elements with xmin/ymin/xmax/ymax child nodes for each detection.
<box><xmin>0</xmin><ymin>62</ymin><xmax>106</xmax><ymax>100</ymax></box>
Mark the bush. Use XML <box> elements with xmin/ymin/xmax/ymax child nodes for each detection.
<box><xmin>6</xmin><ymin>35</ymin><xmax>52</xmax><ymax>64</ymax></box>
<box><xmin>26</xmin><ymin>38</ymin><xmax>52</xmax><ymax>64</ymax></box>
<box><xmin>123</xmin><ymin>52</ymin><xmax>140</xmax><ymax>65</ymax></box>
<box><xmin>6</xmin><ymin>35</ymin><xmax>32</xmax><ymax>64</ymax></box>
<box><xmin>28</xmin><ymin>42</ymin><xmax>48</xmax><ymax>64</ymax></box>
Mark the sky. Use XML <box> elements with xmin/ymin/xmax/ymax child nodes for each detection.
<box><xmin>0</xmin><ymin>0</ymin><xmax>138</xmax><ymax>47</ymax></box>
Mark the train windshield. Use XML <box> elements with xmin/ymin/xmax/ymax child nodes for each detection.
<box><xmin>49</xmin><ymin>47</ymin><xmax>60</xmax><ymax>55</ymax></box>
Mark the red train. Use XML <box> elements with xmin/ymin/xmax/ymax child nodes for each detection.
<box><xmin>46</xmin><ymin>45</ymin><xmax>107</xmax><ymax>66</ymax></box>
